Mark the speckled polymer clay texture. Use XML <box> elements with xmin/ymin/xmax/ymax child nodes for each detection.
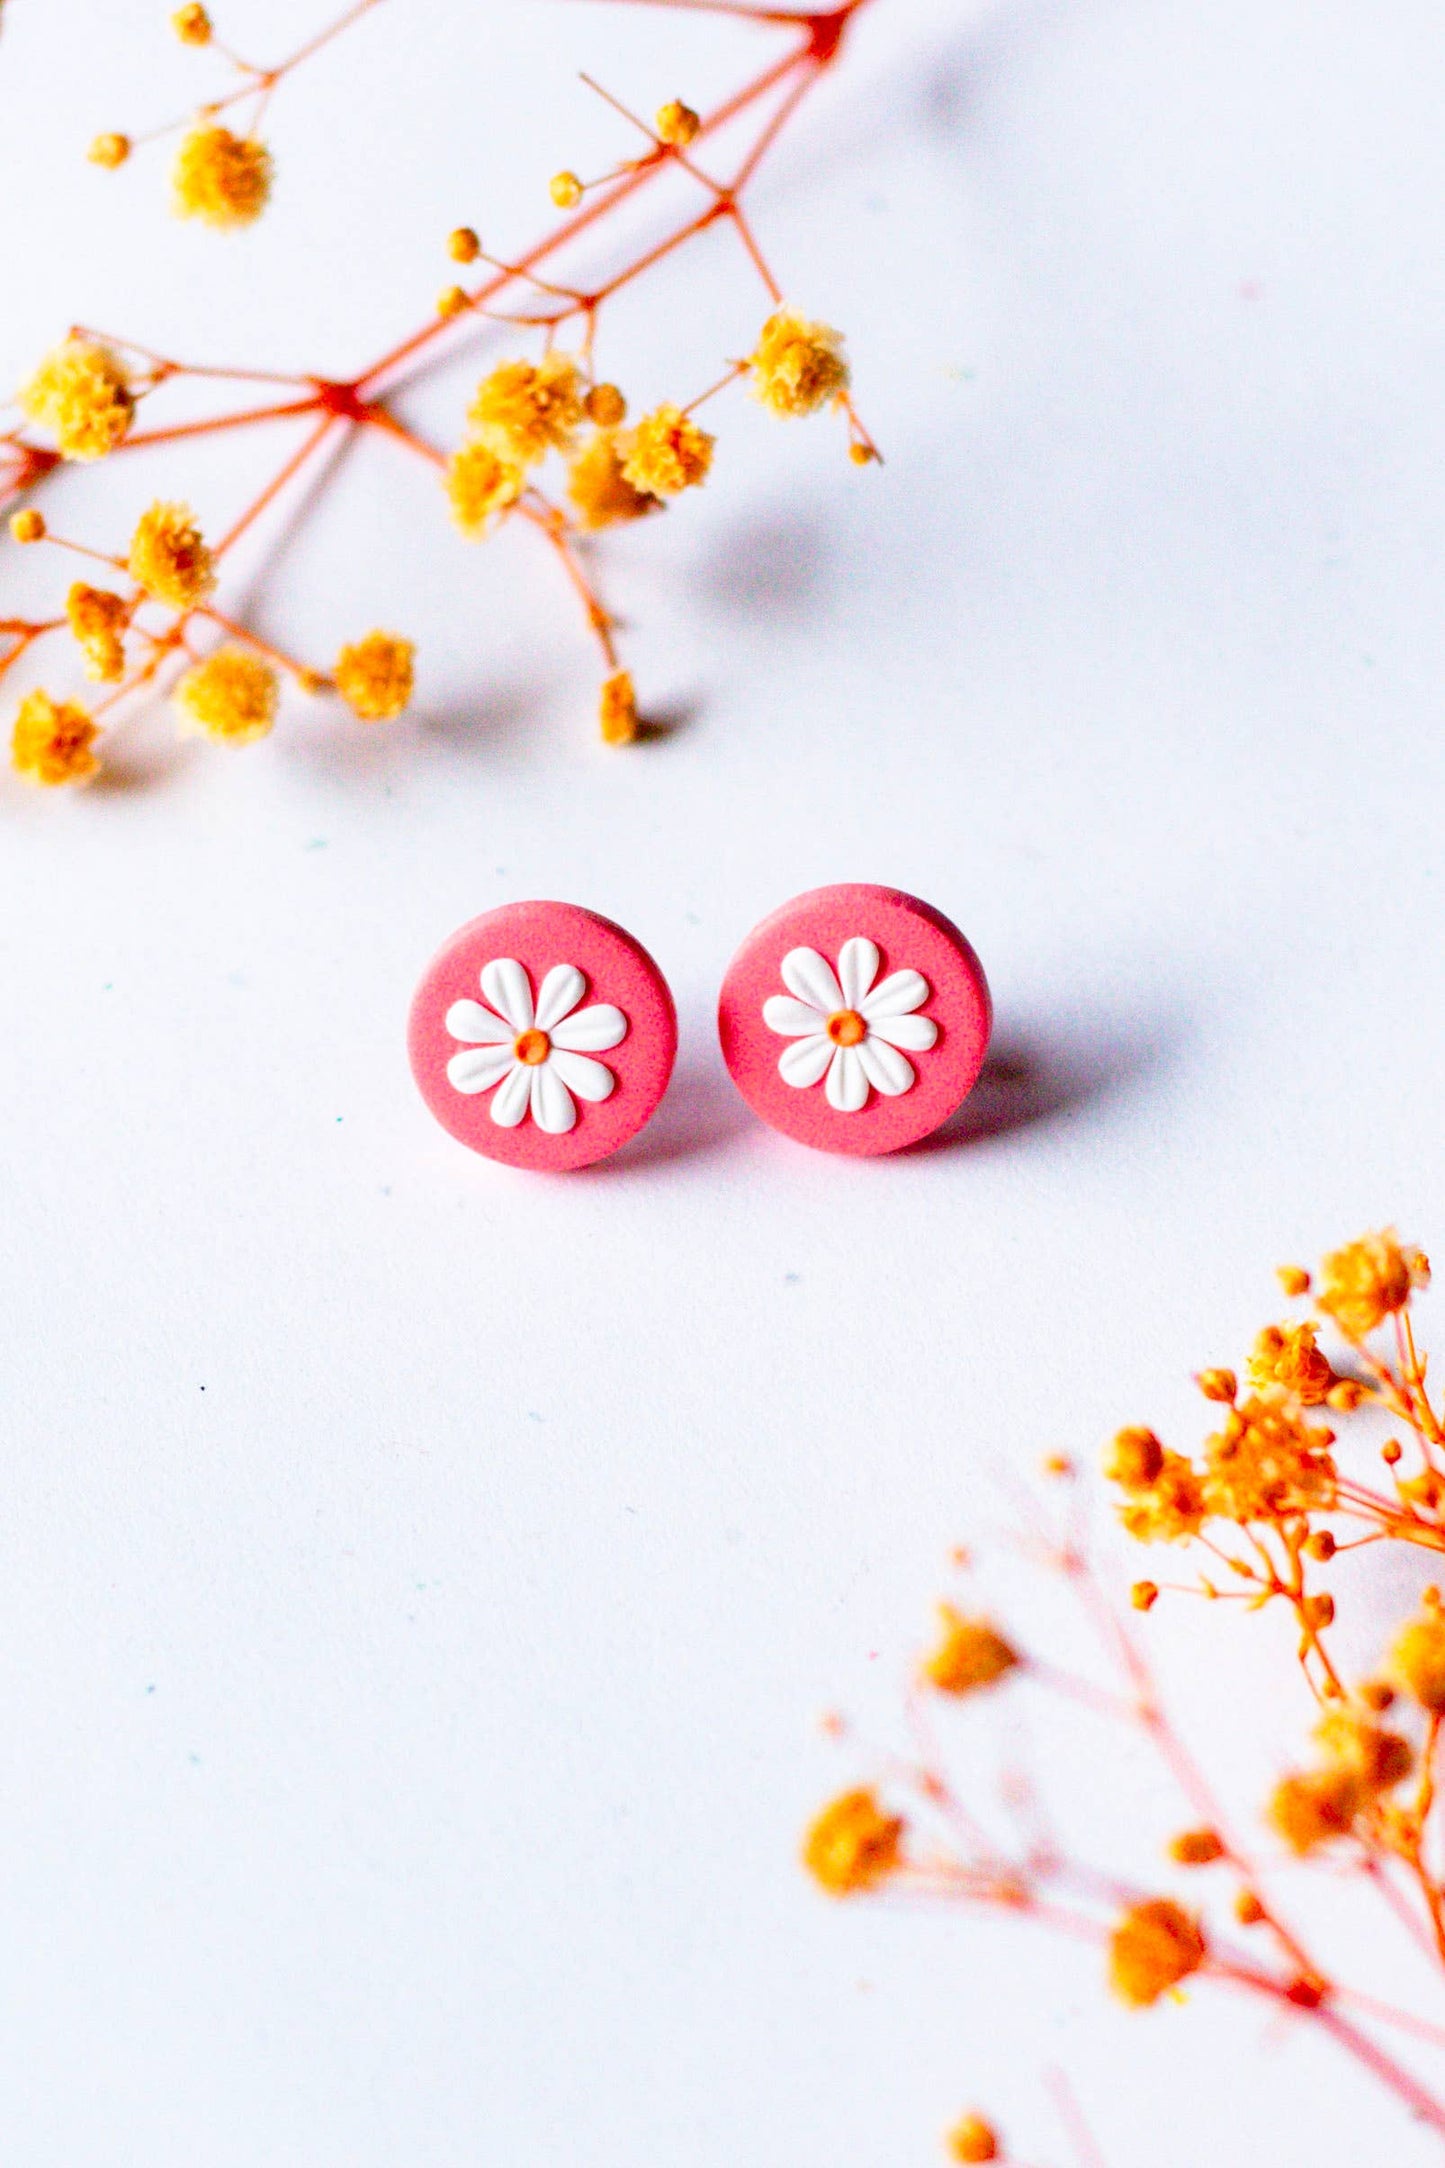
<box><xmin>409</xmin><ymin>901</ymin><xmax>678</xmax><ymax>1171</ymax></box>
<box><xmin>717</xmin><ymin>883</ymin><xmax>991</xmax><ymax>1156</ymax></box>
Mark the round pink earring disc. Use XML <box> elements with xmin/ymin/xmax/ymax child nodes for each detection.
<box><xmin>409</xmin><ymin>901</ymin><xmax>677</xmax><ymax>1170</ymax></box>
<box><xmin>717</xmin><ymin>883</ymin><xmax>991</xmax><ymax>1157</ymax></box>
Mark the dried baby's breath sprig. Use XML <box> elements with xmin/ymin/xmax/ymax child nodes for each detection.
<box><xmin>809</xmin><ymin>1230</ymin><xmax>1445</xmax><ymax>2158</ymax></box>
<box><xmin>598</xmin><ymin>670</ymin><xmax>638</xmax><ymax>746</ymax></box>
<box><xmin>749</xmin><ymin>306</ymin><xmax>850</xmax><ymax>417</ymax></box>
<box><xmin>87</xmin><ymin>132</ymin><xmax>131</xmax><ymax>170</ymax></box>
<box><xmin>12</xmin><ymin>0</ymin><xmax>880</xmax><ymax>781</ymax></box>
<box><xmin>127</xmin><ymin>500</ymin><xmax>216</xmax><ymax>608</ymax></box>
<box><xmin>66</xmin><ymin>584</ymin><xmax>130</xmax><ymax>683</ymax></box>
<box><xmin>803</xmin><ymin>1787</ymin><xmax>905</xmax><ymax>1897</ymax></box>
<box><xmin>945</xmin><ymin>2114</ymin><xmax>999</xmax><ymax>2163</ymax></box>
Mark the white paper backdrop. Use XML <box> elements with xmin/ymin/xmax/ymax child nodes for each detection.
<box><xmin>4</xmin><ymin>1</ymin><xmax>1445</xmax><ymax>2161</ymax></box>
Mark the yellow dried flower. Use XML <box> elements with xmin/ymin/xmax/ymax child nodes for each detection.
<box><xmin>334</xmin><ymin>630</ymin><xmax>415</xmax><ymax>722</ymax></box>
<box><xmin>803</xmin><ymin>1787</ymin><xmax>904</xmax><ymax>1896</ymax></box>
<box><xmin>468</xmin><ymin>354</ymin><xmax>584</xmax><ymax>466</ymax></box>
<box><xmin>1118</xmin><ymin>1448</ymin><xmax>1207</xmax><ymax>1543</ymax></box>
<box><xmin>599</xmin><ymin>670</ymin><xmax>638</xmax><ymax>746</ymax></box>
<box><xmin>1107</xmin><ymin>1898</ymin><xmax>1205</xmax><ymax>2007</ymax></box>
<box><xmin>18</xmin><ymin>338</ymin><xmax>134</xmax><ymax>461</ymax></box>
<box><xmin>1277</xmin><ymin>1264</ymin><xmax>1312</xmax><ymax>1297</ymax></box>
<box><xmin>171</xmin><ymin>3</ymin><xmax>212</xmax><ymax>43</ymax></box>
<box><xmin>550</xmin><ymin>170</ymin><xmax>584</xmax><ymax>209</ymax></box>
<box><xmin>88</xmin><ymin>131</ymin><xmax>131</xmax><ymax>169</ymax></box>
<box><xmin>567</xmin><ymin>430</ymin><xmax>661</xmax><ymax>531</ymax></box>
<box><xmin>11</xmin><ymin>689</ymin><xmax>100</xmax><ymax>786</ymax></box>
<box><xmin>173</xmin><ymin>646</ymin><xmax>278</xmax><ymax>744</ymax></box>
<box><xmin>750</xmin><ymin>307</ymin><xmax>850</xmax><ymax>418</ymax></box>
<box><xmin>1197</xmin><ymin>1368</ymin><xmax>1237</xmax><ymax>1404</ymax></box>
<box><xmin>922</xmin><ymin>1606</ymin><xmax>1019</xmax><ymax>1696</ymax></box>
<box><xmin>127</xmin><ymin>500</ymin><xmax>216</xmax><ymax>608</ymax></box>
<box><xmin>1247</xmin><ymin>1322</ymin><xmax>1335</xmax><ymax>1405</ymax></box>
<box><xmin>1314</xmin><ymin>1705</ymin><xmax>1413</xmax><ymax>1792</ymax></box>
<box><xmin>1318</xmin><ymin>1230</ymin><xmax>1429</xmax><ymax>1337</ymax></box>
<box><xmin>10</xmin><ymin>509</ymin><xmax>45</xmax><ymax>543</ymax></box>
<box><xmin>1107</xmin><ymin>1426</ymin><xmax>1164</xmax><ymax>1489</ymax></box>
<box><xmin>437</xmin><ymin>286</ymin><xmax>470</xmax><ymax>320</ymax></box>
<box><xmin>1131</xmin><ymin>1579</ymin><xmax>1159</xmax><ymax>1611</ymax></box>
<box><xmin>946</xmin><ymin>2115</ymin><xmax>999</xmax><ymax>2163</ymax></box>
<box><xmin>445</xmin><ymin>440</ymin><xmax>524</xmax><ymax>538</ymax></box>
<box><xmin>1392</xmin><ymin>1605</ymin><xmax>1445</xmax><ymax>1714</ymax></box>
<box><xmin>586</xmin><ymin>382</ymin><xmax>627</xmax><ymax>427</ymax></box>
<box><xmin>1200</xmin><ymin>1395</ymin><xmax>1336</xmax><ymax>1525</ymax></box>
<box><xmin>619</xmin><ymin>403</ymin><xmax>714</xmax><ymax>496</ymax></box>
<box><xmin>172</xmin><ymin>124</ymin><xmax>273</xmax><ymax>229</ymax></box>
<box><xmin>66</xmin><ymin>583</ymin><xmax>129</xmax><ymax>682</ymax></box>
<box><xmin>1168</xmin><ymin>1828</ymin><xmax>1225</xmax><ymax>1866</ymax></box>
<box><xmin>656</xmin><ymin>99</ymin><xmax>700</xmax><ymax>148</ymax></box>
<box><xmin>1268</xmin><ymin>1765</ymin><xmax>1363</xmax><ymax>1854</ymax></box>
<box><xmin>448</xmin><ymin>226</ymin><xmax>480</xmax><ymax>264</ymax></box>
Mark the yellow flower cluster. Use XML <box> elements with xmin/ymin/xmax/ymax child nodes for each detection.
<box><xmin>469</xmin><ymin>354</ymin><xmax>585</xmax><ymax>467</ymax></box>
<box><xmin>749</xmin><ymin>308</ymin><xmax>850</xmax><ymax>418</ymax></box>
<box><xmin>334</xmin><ymin>631</ymin><xmax>415</xmax><ymax>722</ymax></box>
<box><xmin>567</xmin><ymin>430</ymin><xmax>660</xmax><ymax>532</ymax></box>
<box><xmin>598</xmin><ymin>670</ymin><xmax>638</xmax><ymax>747</ymax></box>
<box><xmin>66</xmin><ymin>583</ymin><xmax>130</xmax><ymax>682</ymax></box>
<box><xmin>1107</xmin><ymin>1428</ymin><xmax>1206</xmax><ymax>1543</ymax></box>
<box><xmin>946</xmin><ymin>2116</ymin><xmax>999</xmax><ymax>2163</ymax></box>
<box><xmin>1200</xmin><ymin>1395</ymin><xmax>1337</xmax><ymax>1525</ymax></box>
<box><xmin>445</xmin><ymin>439</ymin><xmax>524</xmax><ymax>539</ymax></box>
<box><xmin>1268</xmin><ymin>1703</ymin><xmax>1413</xmax><ymax>1854</ymax></box>
<box><xmin>803</xmin><ymin>1788</ymin><xmax>904</xmax><ymax>1896</ymax></box>
<box><xmin>11</xmin><ymin>690</ymin><xmax>100</xmax><ymax>786</ymax></box>
<box><xmin>1107</xmin><ymin>1897</ymin><xmax>1205</xmax><ymax>2007</ymax></box>
<box><xmin>1317</xmin><ymin>1230</ymin><xmax>1430</xmax><ymax>1337</ymax></box>
<box><xmin>921</xmin><ymin>1606</ymin><xmax>1019</xmax><ymax>1696</ymax></box>
<box><xmin>172</xmin><ymin>124</ymin><xmax>273</xmax><ymax>228</ymax></box>
<box><xmin>128</xmin><ymin>500</ymin><xmax>216</xmax><ymax>608</ymax></box>
<box><xmin>18</xmin><ymin>339</ymin><xmax>134</xmax><ymax>461</ymax></box>
<box><xmin>10</xmin><ymin>509</ymin><xmax>46</xmax><ymax>544</ymax></box>
<box><xmin>618</xmin><ymin>404</ymin><xmax>714</xmax><ymax>497</ymax></box>
<box><xmin>173</xmin><ymin>646</ymin><xmax>278</xmax><ymax>743</ymax></box>
<box><xmin>171</xmin><ymin>3</ymin><xmax>212</xmax><ymax>43</ymax></box>
<box><xmin>1392</xmin><ymin>1598</ymin><xmax>1445</xmax><ymax>1714</ymax></box>
<box><xmin>1246</xmin><ymin>1321</ymin><xmax>1335</xmax><ymax>1404</ymax></box>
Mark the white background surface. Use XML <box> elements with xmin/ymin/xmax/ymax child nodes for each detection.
<box><xmin>4</xmin><ymin>1</ymin><xmax>1445</xmax><ymax>2161</ymax></box>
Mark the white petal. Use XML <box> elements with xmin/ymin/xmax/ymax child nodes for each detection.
<box><xmin>550</xmin><ymin>1002</ymin><xmax>627</xmax><ymax>1053</ymax></box>
<box><xmin>489</xmin><ymin>1061</ymin><xmax>532</xmax><ymax>1127</ymax></box>
<box><xmin>763</xmin><ymin>995</ymin><xmax>824</xmax><ymax>1038</ymax></box>
<box><xmin>549</xmin><ymin>1048</ymin><xmax>615</xmax><ymax>1103</ymax></box>
<box><xmin>530</xmin><ymin>1061</ymin><xmax>577</xmax><ymax>1134</ymax></box>
<box><xmin>868</xmin><ymin>1011</ymin><xmax>938</xmax><ymax>1053</ymax></box>
<box><xmin>837</xmin><ymin>937</ymin><xmax>879</xmax><ymax>1009</ymax></box>
<box><xmin>534</xmin><ymin>963</ymin><xmax>586</xmax><ymax>1033</ymax></box>
<box><xmin>857</xmin><ymin>1035</ymin><xmax>915</xmax><ymax>1097</ymax></box>
<box><xmin>778</xmin><ymin>1033</ymin><xmax>834</xmax><ymax>1088</ymax></box>
<box><xmin>480</xmin><ymin>958</ymin><xmax>533</xmax><ymax>1031</ymax></box>
<box><xmin>446</xmin><ymin>1043</ymin><xmax>517</xmax><ymax>1094</ymax></box>
<box><xmin>825</xmin><ymin>1045</ymin><xmax>868</xmax><ymax>1113</ymax></box>
<box><xmin>781</xmin><ymin>946</ymin><xmax>844</xmax><ymax>1015</ymax></box>
<box><xmin>861</xmin><ymin>968</ymin><xmax>929</xmax><ymax>1020</ymax></box>
<box><xmin>445</xmin><ymin>998</ymin><xmax>514</xmax><ymax>1045</ymax></box>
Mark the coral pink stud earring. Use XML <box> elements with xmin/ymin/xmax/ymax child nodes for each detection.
<box><xmin>717</xmin><ymin>884</ymin><xmax>991</xmax><ymax>1156</ymax></box>
<box><xmin>408</xmin><ymin>901</ymin><xmax>677</xmax><ymax>1170</ymax></box>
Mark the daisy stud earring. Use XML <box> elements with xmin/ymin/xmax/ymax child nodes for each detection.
<box><xmin>408</xmin><ymin>901</ymin><xmax>677</xmax><ymax>1170</ymax></box>
<box><xmin>717</xmin><ymin>884</ymin><xmax>991</xmax><ymax>1156</ymax></box>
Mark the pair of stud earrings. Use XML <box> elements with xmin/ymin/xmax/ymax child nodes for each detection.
<box><xmin>407</xmin><ymin>883</ymin><xmax>992</xmax><ymax>1171</ymax></box>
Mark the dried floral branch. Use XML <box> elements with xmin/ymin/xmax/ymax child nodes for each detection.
<box><xmin>806</xmin><ymin>1231</ymin><xmax>1445</xmax><ymax>2162</ymax></box>
<box><xmin>6</xmin><ymin>0</ymin><xmax>879</xmax><ymax>787</ymax></box>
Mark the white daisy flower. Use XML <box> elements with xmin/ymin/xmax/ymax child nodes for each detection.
<box><xmin>762</xmin><ymin>937</ymin><xmax>937</xmax><ymax>1113</ymax></box>
<box><xmin>445</xmin><ymin>958</ymin><xmax>627</xmax><ymax>1135</ymax></box>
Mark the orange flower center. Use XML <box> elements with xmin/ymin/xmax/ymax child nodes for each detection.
<box><xmin>514</xmin><ymin>1028</ymin><xmax>551</xmax><ymax>1066</ymax></box>
<box><xmin>826</xmin><ymin>1009</ymin><xmax>867</xmax><ymax>1048</ymax></box>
